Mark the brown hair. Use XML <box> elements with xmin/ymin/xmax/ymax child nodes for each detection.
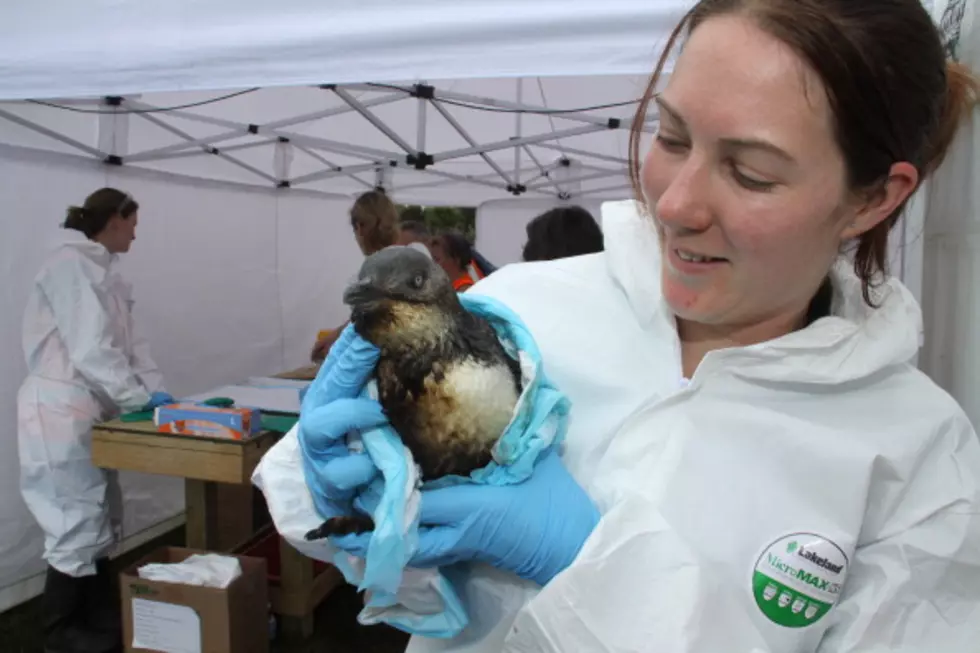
<box><xmin>350</xmin><ymin>189</ymin><xmax>400</xmax><ymax>255</ymax></box>
<box><xmin>63</xmin><ymin>187</ymin><xmax>139</xmax><ymax>239</ymax></box>
<box><xmin>628</xmin><ymin>0</ymin><xmax>979</xmax><ymax>305</ymax></box>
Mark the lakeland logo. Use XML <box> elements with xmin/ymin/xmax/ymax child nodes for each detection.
<box><xmin>766</xmin><ymin>553</ymin><xmax>842</xmax><ymax>595</ymax></box>
<box><xmin>788</xmin><ymin>541</ymin><xmax>844</xmax><ymax>575</ymax></box>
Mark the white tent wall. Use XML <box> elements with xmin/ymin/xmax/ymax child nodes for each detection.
<box><xmin>476</xmin><ymin>199</ymin><xmax>606</xmax><ymax>265</ymax></box>
<box><xmin>0</xmin><ymin>144</ymin><xmax>362</xmax><ymax>612</ymax></box>
<box><xmin>920</xmin><ymin>1</ymin><xmax>979</xmax><ymax>425</ymax></box>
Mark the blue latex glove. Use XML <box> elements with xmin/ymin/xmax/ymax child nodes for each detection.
<box><xmin>142</xmin><ymin>391</ymin><xmax>175</xmax><ymax>410</ymax></box>
<box><xmin>332</xmin><ymin>448</ymin><xmax>600</xmax><ymax>586</ymax></box>
<box><xmin>298</xmin><ymin>324</ymin><xmax>388</xmax><ymax>519</ymax></box>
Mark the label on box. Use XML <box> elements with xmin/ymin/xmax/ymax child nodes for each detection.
<box><xmin>132</xmin><ymin>598</ymin><xmax>202</xmax><ymax>653</ymax></box>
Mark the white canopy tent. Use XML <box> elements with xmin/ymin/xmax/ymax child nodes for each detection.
<box><xmin>0</xmin><ymin>0</ymin><xmax>974</xmax><ymax>615</ymax></box>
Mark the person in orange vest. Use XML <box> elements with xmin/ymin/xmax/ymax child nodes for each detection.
<box><xmin>429</xmin><ymin>231</ymin><xmax>494</xmax><ymax>292</ymax></box>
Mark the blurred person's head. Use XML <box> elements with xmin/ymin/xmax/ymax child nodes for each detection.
<box><xmin>350</xmin><ymin>189</ymin><xmax>399</xmax><ymax>256</ymax></box>
<box><xmin>522</xmin><ymin>205</ymin><xmax>604</xmax><ymax>262</ymax></box>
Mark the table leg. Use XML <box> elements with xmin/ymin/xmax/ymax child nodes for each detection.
<box><xmin>184</xmin><ymin>479</ymin><xmax>218</xmax><ymax>549</ymax></box>
<box><xmin>278</xmin><ymin>538</ymin><xmax>315</xmax><ymax>640</ymax></box>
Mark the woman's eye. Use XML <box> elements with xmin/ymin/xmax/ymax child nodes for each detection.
<box><xmin>730</xmin><ymin>164</ymin><xmax>777</xmax><ymax>192</ymax></box>
<box><xmin>655</xmin><ymin>133</ymin><xmax>690</xmax><ymax>153</ymax></box>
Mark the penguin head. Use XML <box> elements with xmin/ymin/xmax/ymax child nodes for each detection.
<box><xmin>344</xmin><ymin>245</ymin><xmax>458</xmax><ymax>312</ymax></box>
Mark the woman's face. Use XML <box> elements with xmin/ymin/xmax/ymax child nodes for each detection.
<box><xmin>102</xmin><ymin>211</ymin><xmax>138</xmax><ymax>254</ymax></box>
<box><xmin>429</xmin><ymin>238</ymin><xmax>457</xmax><ymax>278</ymax></box>
<box><xmin>641</xmin><ymin>14</ymin><xmax>911</xmax><ymax>330</ymax></box>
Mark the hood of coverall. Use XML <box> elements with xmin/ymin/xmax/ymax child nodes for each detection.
<box><xmin>600</xmin><ymin>200</ymin><xmax>924</xmax><ymax>386</ymax></box>
<box><xmin>53</xmin><ymin>228</ymin><xmax>117</xmax><ymax>271</ymax></box>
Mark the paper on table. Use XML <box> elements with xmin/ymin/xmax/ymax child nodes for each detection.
<box><xmin>244</xmin><ymin>377</ymin><xmax>311</xmax><ymax>390</ymax></box>
<box><xmin>132</xmin><ymin>598</ymin><xmax>201</xmax><ymax>653</ymax></box>
<box><xmin>183</xmin><ymin>385</ymin><xmax>301</xmax><ymax>414</ymax></box>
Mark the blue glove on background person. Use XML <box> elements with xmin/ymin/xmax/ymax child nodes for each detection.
<box><xmin>298</xmin><ymin>324</ymin><xmax>388</xmax><ymax>520</ymax></box>
<box><xmin>331</xmin><ymin>448</ymin><xmax>600</xmax><ymax>587</ymax></box>
<box><xmin>142</xmin><ymin>391</ymin><xmax>175</xmax><ymax>410</ymax></box>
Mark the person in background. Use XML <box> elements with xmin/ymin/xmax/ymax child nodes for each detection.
<box><xmin>397</xmin><ymin>219</ymin><xmax>435</xmax><ymax>259</ymax></box>
<box><xmin>18</xmin><ymin>188</ymin><xmax>174</xmax><ymax>653</ymax></box>
<box><xmin>311</xmin><ymin>189</ymin><xmax>400</xmax><ymax>362</ymax></box>
<box><xmin>522</xmin><ymin>205</ymin><xmax>605</xmax><ymax>262</ymax></box>
<box><xmin>429</xmin><ymin>230</ymin><xmax>488</xmax><ymax>292</ymax></box>
<box><xmin>397</xmin><ymin>219</ymin><xmax>430</xmax><ymax>246</ymax></box>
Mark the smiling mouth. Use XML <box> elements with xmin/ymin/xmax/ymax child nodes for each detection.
<box><xmin>675</xmin><ymin>249</ymin><xmax>727</xmax><ymax>263</ymax></box>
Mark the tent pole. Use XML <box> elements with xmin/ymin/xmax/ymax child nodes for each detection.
<box><xmin>333</xmin><ymin>87</ymin><xmax>415</xmax><ymax>155</ymax></box>
<box><xmin>294</xmin><ymin>145</ymin><xmax>375</xmax><ymax>189</ymax></box>
<box><xmin>344</xmin><ymin>83</ymin><xmax>654</xmax><ymax>132</ymax></box>
<box><xmin>432</xmin><ymin>124</ymin><xmax>605</xmax><ymax>163</ymax></box>
<box><xmin>135</xmin><ymin>112</ymin><xmax>277</xmax><ymax>184</ymax></box>
<box><xmin>290</xmin><ymin>162</ymin><xmax>379</xmax><ymax>186</ymax></box>
<box><xmin>268</xmin><ymin>130</ymin><xmax>401</xmax><ymax>162</ymax></box>
<box><xmin>0</xmin><ymin>108</ymin><xmax>106</xmax><ymax>159</ymax></box>
<box><xmin>124</xmin><ymin>128</ymin><xmax>246</xmax><ymax>162</ymax></box>
<box><xmin>429</xmin><ymin>100</ymin><xmax>514</xmax><ymax>186</ymax></box>
<box><xmin>514</xmin><ymin>79</ymin><xmax>523</xmax><ymax>189</ymax></box>
<box><xmin>521</xmin><ymin>145</ymin><xmax>565</xmax><ymax>196</ymax></box>
<box><xmin>524</xmin><ymin>167</ymin><xmax>628</xmax><ymax>192</ymax></box>
<box><xmin>263</xmin><ymin>92</ymin><xmax>405</xmax><ymax>130</ymax></box>
<box><xmin>534</xmin><ymin>142</ymin><xmax>628</xmax><ymax>166</ymax></box>
<box><xmin>417</xmin><ymin>83</ymin><xmax>427</xmax><ymax>153</ymax></box>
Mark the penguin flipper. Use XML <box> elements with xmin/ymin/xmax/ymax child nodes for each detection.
<box><xmin>304</xmin><ymin>515</ymin><xmax>376</xmax><ymax>540</ymax></box>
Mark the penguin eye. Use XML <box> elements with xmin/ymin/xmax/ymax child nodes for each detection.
<box><xmin>412</xmin><ymin>274</ymin><xmax>425</xmax><ymax>289</ymax></box>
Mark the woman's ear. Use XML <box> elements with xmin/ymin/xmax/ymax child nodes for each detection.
<box><xmin>840</xmin><ymin>161</ymin><xmax>919</xmax><ymax>240</ymax></box>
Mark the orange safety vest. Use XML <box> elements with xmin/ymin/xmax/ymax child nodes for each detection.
<box><xmin>453</xmin><ymin>275</ymin><xmax>475</xmax><ymax>292</ymax></box>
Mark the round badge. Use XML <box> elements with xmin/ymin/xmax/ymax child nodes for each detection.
<box><xmin>752</xmin><ymin>533</ymin><xmax>849</xmax><ymax>628</ymax></box>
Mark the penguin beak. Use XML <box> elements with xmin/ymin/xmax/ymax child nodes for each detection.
<box><xmin>343</xmin><ymin>278</ymin><xmax>384</xmax><ymax>306</ymax></box>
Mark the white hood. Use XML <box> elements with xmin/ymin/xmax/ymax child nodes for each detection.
<box><xmin>600</xmin><ymin>199</ymin><xmax>924</xmax><ymax>386</ymax></box>
<box><xmin>51</xmin><ymin>227</ymin><xmax>116</xmax><ymax>272</ymax></box>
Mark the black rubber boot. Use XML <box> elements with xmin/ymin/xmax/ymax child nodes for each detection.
<box><xmin>83</xmin><ymin>559</ymin><xmax>122</xmax><ymax>647</ymax></box>
<box><xmin>42</xmin><ymin>565</ymin><xmax>121</xmax><ymax>653</ymax></box>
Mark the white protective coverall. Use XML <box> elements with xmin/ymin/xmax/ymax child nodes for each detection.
<box><xmin>17</xmin><ymin>229</ymin><xmax>164</xmax><ymax>578</ymax></box>
<box><xmin>399</xmin><ymin>199</ymin><xmax>980</xmax><ymax>652</ymax></box>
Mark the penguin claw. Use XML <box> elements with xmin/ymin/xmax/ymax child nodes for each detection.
<box><xmin>304</xmin><ymin>515</ymin><xmax>376</xmax><ymax>541</ymax></box>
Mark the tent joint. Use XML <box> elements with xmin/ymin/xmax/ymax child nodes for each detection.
<box><xmin>104</xmin><ymin>155</ymin><xmax>123</xmax><ymax>166</ymax></box>
<box><xmin>412</xmin><ymin>84</ymin><xmax>435</xmax><ymax>100</ymax></box>
<box><xmin>406</xmin><ymin>152</ymin><xmax>434</xmax><ymax>170</ymax></box>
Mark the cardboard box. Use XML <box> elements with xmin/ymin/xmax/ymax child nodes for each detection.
<box><xmin>155</xmin><ymin>404</ymin><xmax>263</xmax><ymax>440</ymax></box>
<box><xmin>120</xmin><ymin>547</ymin><xmax>269</xmax><ymax>653</ymax></box>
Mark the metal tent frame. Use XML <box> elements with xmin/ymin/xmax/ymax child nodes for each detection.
<box><xmin>0</xmin><ymin>77</ymin><xmax>658</xmax><ymax>203</ymax></box>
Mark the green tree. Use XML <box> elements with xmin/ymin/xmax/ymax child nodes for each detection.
<box><xmin>398</xmin><ymin>204</ymin><xmax>477</xmax><ymax>242</ymax></box>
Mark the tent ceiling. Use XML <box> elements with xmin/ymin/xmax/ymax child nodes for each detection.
<box><xmin>0</xmin><ymin>75</ymin><xmax>669</xmax><ymax>205</ymax></box>
<box><xmin>0</xmin><ymin>1</ymin><xmax>692</xmax><ymax>101</ymax></box>
<box><xmin>0</xmin><ymin>0</ymin><xmax>693</xmax><ymax>205</ymax></box>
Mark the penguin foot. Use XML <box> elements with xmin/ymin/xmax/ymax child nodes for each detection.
<box><xmin>304</xmin><ymin>515</ymin><xmax>376</xmax><ymax>540</ymax></box>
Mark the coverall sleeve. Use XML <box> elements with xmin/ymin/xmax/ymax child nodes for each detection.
<box><xmin>128</xmin><ymin>313</ymin><xmax>166</xmax><ymax>394</ymax></box>
<box><xmin>38</xmin><ymin>257</ymin><xmax>152</xmax><ymax>412</ymax></box>
<box><xmin>815</xmin><ymin>412</ymin><xmax>980</xmax><ymax>653</ymax></box>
